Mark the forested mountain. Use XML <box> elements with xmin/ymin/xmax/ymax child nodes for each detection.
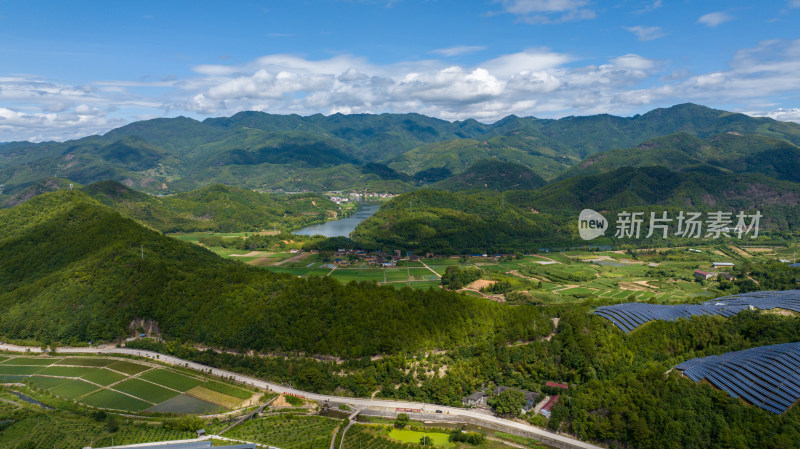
<box><xmin>3</xmin><ymin>103</ymin><xmax>800</xmax><ymax>194</ymax></box>
<box><xmin>351</xmin><ymin>166</ymin><xmax>800</xmax><ymax>252</ymax></box>
<box><xmin>0</xmin><ymin>190</ymin><xmax>549</xmax><ymax>355</ymax></box>
<box><xmin>431</xmin><ymin>159</ymin><xmax>547</xmax><ymax>192</ymax></box>
<box><xmin>82</xmin><ymin>181</ymin><xmax>340</xmax><ymax>232</ymax></box>
<box><xmin>559</xmin><ymin>132</ymin><xmax>800</xmax><ymax>181</ymax></box>
<box><xmin>351</xmin><ymin>189</ymin><xmax>572</xmax><ymax>253</ymax></box>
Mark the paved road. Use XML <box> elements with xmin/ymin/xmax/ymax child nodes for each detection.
<box><xmin>0</xmin><ymin>343</ymin><xmax>603</xmax><ymax>449</ymax></box>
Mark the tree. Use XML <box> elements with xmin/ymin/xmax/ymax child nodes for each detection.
<box><xmin>420</xmin><ymin>435</ymin><xmax>434</xmax><ymax>446</ymax></box>
<box><xmin>394</xmin><ymin>413</ymin><xmax>409</xmax><ymax>429</ymax></box>
<box><xmin>106</xmin><ymin>414</ymin><xmax>119</xmax><ymax>433</ymax></box>
<box><xmin>492</xmin><ymin>389</ymin><xmax>525</xmax><ymax>417</ymax></box>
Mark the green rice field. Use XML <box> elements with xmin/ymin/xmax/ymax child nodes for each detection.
<box><xmin>0</xmin><ymin>354</ymin><xmax>254</xmax><ymax>414</ymax></box>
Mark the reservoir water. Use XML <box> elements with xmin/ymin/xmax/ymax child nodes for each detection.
<box><xmin>295</xmin><ymin>204</ymin><xmax>380</xmax><ymax>238</ymax></box>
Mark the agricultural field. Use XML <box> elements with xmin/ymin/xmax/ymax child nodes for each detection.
<box><xmin>0</xmin><ymin>387</ymin><xmax>196</xmax><ymax>449</ymax></box>
<box><xmin>225</xmin><ymin>414</ymin><xmax>340</xmax><ymax>448</ymax></box>
<box><xmin>0</xmin><ymin>355</ymin><xmax>254</xmax><ymax>414</ymax></box>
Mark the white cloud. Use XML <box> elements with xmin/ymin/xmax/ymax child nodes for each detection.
<box><xmin>698</xmin><ymin>12</ymin><xmax>733</xmax><ymax>27</ymax></box>
<box><xmin>5</xmin><ymin>39</ymin><xmax>800</xmax><ymax>142</ymax></box>
<box><xmin>430</xmin><ymin>46</ymin><xmax>487</xmax><ymax>57</ymax></box>
<box><xmin>789</xmin><ymin>0</ymin><xmax>800</xmax><ymax>8</ymax></box>
<box><xmin>498</xmin><ymin>0</ymin><xmax>595</xmax><ymax>23</ymax></box>
<box><xmin>760</xmin><ymin>107</ymin><xmax>800</xmax><ymax>123</ymax></box>
<box><xmin>625</xmin><ymin>25</ymin><xmax>666</xmax><ymax>41</ymax></box>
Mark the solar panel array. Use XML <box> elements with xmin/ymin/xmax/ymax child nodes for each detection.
<box><xmin>675</xmin><ymin>342</ymin><xmax>800</xmax><ymax>414</ymax></box>
<box><xmin>593</xmin><ymin>289</ymin><xmax>800</xmax><ymax>333</ymax></box>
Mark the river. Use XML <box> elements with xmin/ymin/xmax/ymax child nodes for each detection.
<box><xmin>294</xmin><ymin>204</ymin><xmax>380</xmax><ymax>238</ymax></box>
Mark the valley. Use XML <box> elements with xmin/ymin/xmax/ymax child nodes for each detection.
<box><xmin>2</xmin><ymin>104</ymin><xmax>800</xmax><ymax>449</ymax></box>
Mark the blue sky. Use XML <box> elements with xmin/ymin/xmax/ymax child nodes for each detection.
<box><xmin>2</xmin><ymin>0</ymin><xmax>800</xmax><ymax>141</ymax></box>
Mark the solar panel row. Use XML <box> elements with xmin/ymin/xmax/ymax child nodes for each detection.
<box><xmin>593</xmin><ymin>289</ymin><xmax>800</xmax><ymax>333</ymax></box>
<box><xmin>674</xmin><ymin>342</ymin><xmax>800</xmax><ymax>414</ymax></box>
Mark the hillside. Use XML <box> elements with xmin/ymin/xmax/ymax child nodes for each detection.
<box><xmin>0</xmin><ymin>191</ymin><xmax>550</xmax><ymax>355</ymax></box>
<box><xmin>4</xmin><ymin>104</ymin><xmax>800</xmax><ymax>193</ymax></box>
<box><xmin>513</xmin><ymin>166</ymin><xmax>800</xmax><ymax>235</ymax></box>
<box><xmin>82</xmin><ymin>181</ymin><xmax>342</xmax><ymax>233</ymax></box>
<box><xmin>431</xmin><ymin>159</ymin><xmax>547</xmax><ymax>192</ymax></box>
<box><xmin>559</xmin><ymin>132</ymin><xmax>800</xmax><ymax>181</ymax></box>
<box><xmin>351</xmin><ymin>189</ymin><xmax>570</xmax><ymax>253</ymax></box>
<box><xmin>351</xmin><ymin>167</ymin><xmax>800</xmax><ymax>252</ymax></box>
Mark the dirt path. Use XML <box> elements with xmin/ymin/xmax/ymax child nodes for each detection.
<box><xmin>419</xmin><ymin>260</ymin><xmax>442</xmax><ymax>278</ymax></box>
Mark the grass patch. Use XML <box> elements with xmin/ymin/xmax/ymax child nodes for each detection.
<box><xmin>106</xmin><ymin>360</ymin><xmax>150</xmax><ymax>375</ymax></box>
<box><xmin>81</xmin><ymin>389</ymin><xmax>153</xmax><ymax>411</ymax></box>
<box><xmin>114</xmin><ymin>378</ymin><xmax>180</xmax><ymax>404</ymax></box>
<box><xmin>388</xmin><ymin>428</ymin><xmax>454</xmax><ymax>447</ymax></box>
<box><xmin>344</xmin><ymin>425</ymin><xmax>413</xmax><ymax>449</ymax></box>
<box><xmin>139</xmin><ymin>369</ymin><xmax>202</xmax><ymax>392</ymax></box>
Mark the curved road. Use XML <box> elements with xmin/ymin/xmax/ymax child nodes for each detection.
<box><xmin>0</xmin><ymin>343</ymin><xmax>602</xmax><ymax>449</ymax></box>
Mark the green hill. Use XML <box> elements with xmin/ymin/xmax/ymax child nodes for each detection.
<box><xmin>351</xmin><ymin>189</ymin><xmax>569</xmax><ymax>253</ymax></box>
<box><xmin>352</xmin><ymin>167</ymin><xmax>800</xmax><ymax>252</ymax></box>
<box><xmin>559</xmin><ymin>132</ymin><xmax>800</xmax><ymax>181</ymax></box>
<box><xmin>431</xmin><ymin>159</ymin><xmax>547</xmax><ymax>192</ymax></box>
<box><xmin>0</xmin><ymin>190</ymin><xmax>549</xmax><ymax>355</ymax></box>
<box><xmin>82</xmin><ymin>181</ymin><xmax>342</xmax><ymax>233</ymax></box>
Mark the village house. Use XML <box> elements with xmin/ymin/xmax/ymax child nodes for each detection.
<box><xmin>462</xmin><ymin>391</ymin><xmax>488</xmax><ymax>407</ymax></box>
<box><xmin>694</xmin><ymin>270</ymin><xmax>714</xmax><ymax>281</ymax></box>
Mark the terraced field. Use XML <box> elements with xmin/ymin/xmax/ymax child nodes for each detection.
<box><xmin>0</xmin><ymin>355</ymin><xmax>254</xmax><ymax>414</ymax></box>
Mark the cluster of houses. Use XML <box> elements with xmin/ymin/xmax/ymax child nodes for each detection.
<box><xmin>347</xmin><ymin>192</ymin><xmax>396</xmax><ymax>200</ymax></box>
<box><xmin>328</xmin><ymin>196</ymin><xmax>350</xmax><ymax>205</ymax></box>
<box><xmin>462</xmin><ymin>382</ymin><xmax>568</xmax><ymax>418</ymax></box>
<box><xmin>694</xmin><ymin>262</ymin><xmax>735</xmax><ymax>282</ymax></box>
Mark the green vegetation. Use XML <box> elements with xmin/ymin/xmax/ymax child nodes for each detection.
<box><xmin>1</xmin><ymin>355</ymin><xmax>250</xmax><ymax>414</ymax></box>
<box><xmin>558</xmin><ymin>131</ymin><xmax>800</xmax><ymax>182</ymax></box>
<box><xmin>81</xmin><ymin>389</ymin><xmax>152</xmax><ymax>412</ymax></box>
<box><xmin>430</xmin><ymin>159</ymin><xmax>547</xmax><ymax>192</ymax></box>
<box><xmin>0</xmin><ymin>386</ymin><xmax>195</xmax><ymax>448</ymax></box>
<box><xmin>114</xmin><ymin>379</ymin><xmax>179</xmax><ymax>404</ymax></box>
<box><xmin>139</xmin><ymin>369</ymin><xmax>202</xmax><ymax>392</ymax></box>
<box><xmin>351</xmin><ymin>190</ymin><xmax>569</xmax><ymax>254</ymax></box>
<box><xmin>388</xmin><ymin>428</ymin><xmax>453</xmax><ymax>447</ymax></box>
<box><xmin>344</xmin><ymin>425</ymin><xmax>417</xmax><ymax>449</ymax></box>
<box><xmin>0</xmin><ymin>191</ymin><xmax>552</xmax><ymax>357</ymax></box>
<box><xmin>490</xmin><ymin>389</ymin><xmax>525</xmax><ymax>417</ymax></box>
<box><xmin>5</xmin><ymin>103</ymin><xmax>800</xmax><ymax>195</ymax></box>
<box><xmin>83</xmin><ymin>180</ymin><xmax>344</xmax><ymax>233</ymax></box>
<box><xmin>225</xmin><ymin>414</ymin><xmax>339</xmax><ymax>448</ymax></box>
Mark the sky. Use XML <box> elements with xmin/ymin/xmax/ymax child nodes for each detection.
<box><xmin>2</xmin><ymin>0</ymin><xmax>800</xmax><ymax>142</ymax></box>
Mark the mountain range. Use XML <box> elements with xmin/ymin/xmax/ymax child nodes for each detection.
<box><xmin>3</xmin><ymin>103</ymin><xmax>800</xmax><ymax>196</ymax></box>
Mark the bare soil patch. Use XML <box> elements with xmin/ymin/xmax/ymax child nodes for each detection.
<box><xmin>230</xmin><ymin>251</ymin><xmax>267</xmax><ymax>257</ymax></box>
<box><xmin>466</xmin><ymin>279</ymin><xmax>497</xmax><ymax>290</ymax></box>
<box><xmin>730</xmin><ymin>246</ymin><xmax>751</xmax><ymax>257</ymax></box>
<box><xmin>619</xmin><ymin>282</ymin><xmax>654</xmax><ymax>292</ymax></box>
<box><xmin>271</xmin><ymin>395</ymin><xmax>292</xmax><ymax>407</ymax></box>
